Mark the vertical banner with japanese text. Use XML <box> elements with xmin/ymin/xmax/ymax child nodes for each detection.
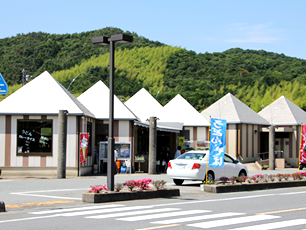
<box><xmin>300</xmin><ymin>125</ymin><xmax>306</xmax><ymax>165</ymax></box>
<box><xmin>209</xmin><ymin>118</ymin><xmax>227</xmax><ymax>168</ymax></box>
<box><xmin>80</xmin><ymin>133</ymin><xmax>89</xmax><ymax>163</ymax></box>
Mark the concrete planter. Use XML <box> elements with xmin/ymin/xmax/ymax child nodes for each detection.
<box><xmin>82</xmin><ymin>189</ymin><xmax>180</xmax><ymax>203</ymax></box>
<box><xmin>204</xmin><ymin>180</ymin><xmax>306</xmax><ymax>193</ymax></box>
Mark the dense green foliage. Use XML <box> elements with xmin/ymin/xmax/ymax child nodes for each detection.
<box><xmin>0</xmin><ymin>27</ymin><xmax>164</xmax><ymax>85</ymax></box>
<box><xmin>1</xmin><ymin>27</ymin><xmax>306</xmax><ymax>112</ymax></box>
<box><xmin>158</xmin><ymin>48</ymin><xmax>306</xmax><ymax>111</ymax></box>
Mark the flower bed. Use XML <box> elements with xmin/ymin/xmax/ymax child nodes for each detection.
<box><xmin>82</xmin><ymin>178</ymin><xmax>180</xmax><ymax>203</ymax></box>
<box><xmin>203</xmin><ymin>172</ymin><xmax>306</xmax><ymax>193</ymax></box>
<box><xmin>82</xmin><ymin>189</ymin><xmax>180</xmax><ymax>203</ymax></box>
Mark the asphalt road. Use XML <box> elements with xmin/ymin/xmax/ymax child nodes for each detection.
<box><xmin>1</xmin><ymin>169</ymin><xmax>306</xmax><ymax>229</ymax></box>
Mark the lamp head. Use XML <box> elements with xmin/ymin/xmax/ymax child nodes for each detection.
<box><xmin>92</xmin><ymin>36</ymin><xmax>110</xmax><ymax>45</ymax></box>
<box><xmin>110</xmin><ymin>34</ymin><xmax>133</xmax><ymax>43</ymax></box>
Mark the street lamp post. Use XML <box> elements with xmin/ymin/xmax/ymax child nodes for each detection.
<box><xmin>92</xmin><ymin>34</ymin><xmax>133</xmax><ymax>191</ymax></box>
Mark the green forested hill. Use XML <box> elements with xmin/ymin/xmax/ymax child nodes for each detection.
<box><xmin>0</xmin><ymin>27</ymin><xmax>163</xmax><ymax>85</ymax></box>
<box><xmin>1</xmin><ymin>27</ymin><xmax>306</xmax><ymax>112</ymax></box>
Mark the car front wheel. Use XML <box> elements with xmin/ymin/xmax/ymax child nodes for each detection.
<box><xmin>238</xmin><ymin>170</ymin><xmax>247</xmax><ymax>177</ymax></box>
<box><xmin>173</xmin><ymin>179</ymin><xmax>184</xmax><ymax>185</ymax></box>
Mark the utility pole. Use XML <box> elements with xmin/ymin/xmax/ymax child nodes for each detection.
<box><xmin>57</xmin><ymin>110</ymin><xmax>68</xmax><ymax>178</ymax></box>
<box><xmin>22</xmin><ymin>68</ymin><xmax>31</xmax><ymax>86</ymax></box>
<box><xmin>148</xmin><ymin>117</ymin><xmax>157</xmax><ymax>174</ymax></box>
<box><xmin>22</xmin><ymin>68</ymin><xmax>26</xmax><ymax>86</ymax></box>
<box><xmin>269</xmin><ymin>125</ymin><xmax>275</xmax><ymax>170</ymax></box>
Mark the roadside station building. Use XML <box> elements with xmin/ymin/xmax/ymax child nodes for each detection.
<box><xmin>77</xmin><ymin>80</ymin><xmax>138</xmax><ymax>174</ymax></box>
<box><xmin>0</xmin><ymin>71</ymin><xmax>95</xmax><ymax>176</ymax></box>
<box><xmin>124</xmin><ymin>88</ymin><xmax>183</xmax><ymax>172</ymax></box>
<box><xmin>258</xmin><ymin>96</ymin><xmax>306</xmax><ymax>168</ymax></box>
<box><xmin>1</xmin><ymin>71</ymin><xmax>305</xmax><ymax>176</ymax></box>
<box><xmin>201</xmin><ymin>93</ymin><xmax>270</xmax><ymax>163</ymax></box>
<box><xmin>160</xmin><ymin>94</ymin><xmax>210</xmax><ymax>151</ymax></box>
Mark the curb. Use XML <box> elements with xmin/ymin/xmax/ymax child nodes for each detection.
<box><xmin>204</xmin><ymin>180</ymin><xmax>306</xmax><ymax>193</ymax></box>
<box><xmin>82</xmin><ymin>189</ymin><xmax>180</xmax><ymax>203</ymax></box>
<box><xmin>0</xmin><ymin>201</ymin><xmax>5</xmax><ymax>212</ymax></box>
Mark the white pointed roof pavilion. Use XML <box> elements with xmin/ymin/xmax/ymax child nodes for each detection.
<box><xmin>161</xmin><ymin>94</ymin><xmax>210</xmax><ymax>126</ymax></box>
<box><xmin>258</xmin><ymin>96</ymin><xmax>306</xmax><ymax>125</ymax></box>
<box><xmin>0</xmin><ymin>71</ymin><xmax>94</xmax><ymax>117</ymax></box>
<box><xmin>201</xmin><ymin>93</ymin><xmax>269</xmax><ymax>125</ymax></box>
<box><xmin>125</xmin><ymin>88</ymin><xmax>163</xmax><ymax>122</ymax></box>
<box><xmin>77</xmin><ymin>80</ymin><xmax>138</xmax><ymax>120</ymax></box>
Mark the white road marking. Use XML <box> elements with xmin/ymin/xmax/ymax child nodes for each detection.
<box><xmin>59</xmin><ymin>206</ymin><xmax>155</xmax><ymax>217</ymax></box>
<box><xmin>229</xmin><ymin>219</ymin><xmax>306</xmax><ymax>230</ymax></box>
<box><xmin>11</xmin><ymin>188</ymin><xmax>88</xmax><ymax>194</ymax></box>
<box><xmin>29</xmin><ymin>204</ymin><xmax>124</xmax><ymax>214</ymax></box>
<box><xmin>152</xmin><ymin>212</ymin><xmax>245</xmax><ymax>224</ymax></box>
<box><xmin>0</xmin><ymin>180</ymin><xmax>12</xmax><ymax>182</ymax></box>
<box><xmin>86</xmin><ymin>208</ymin><xmax>180</xmax><ymax>219</ymax></box>
<box><xmin>152</xmin><ymin>194</ymin><xmax>276</xmax><ymax>208</ymax></box>
<box><xmin>10</xmin><ymin>188</ymin><xmax>88</xmax><ymax>200</ymax></box>
<box><xmin>188</xmin><ymin>215</ymin><xmax>280</xmax><ymax>228</ymax></box>
<box><xmin>117</xmin><ymin>210</ymin><xmax>210</xmax><ymax>222</ymax></box>
<box><xmin>0</xmin><ymin>215</ymin><xmax>58</xmax><ymax>223</ymax></box>
<box><xmin>279</xmin><ymin>191</ymin><xmax>306</xmax><ymax>195</ymax></box>
<box><xmin>10</xmin><ymin>193</ymin><xmax>82</xmax><ymax>200</ymax></box>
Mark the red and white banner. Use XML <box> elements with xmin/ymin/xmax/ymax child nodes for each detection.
<box><xmin>300</xmin><ymin>125</ymin><xmax>306</xmax><ymax>164</ymax></box>
<box><xmin>80</xmin><ymin>133</ymin><xmax>89</xmax><ymax>163</ymax></box>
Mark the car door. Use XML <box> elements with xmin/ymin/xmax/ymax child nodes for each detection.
<box><xmin>224</xmin><ymin>154</ymin><xmax>239</xmax><ymax>178</ymax></box>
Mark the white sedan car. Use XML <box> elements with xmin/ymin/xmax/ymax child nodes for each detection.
<box><xmin>167</xmin><ymin>150</ymin><xmax>248</xmax><ymax>185</ymax></box>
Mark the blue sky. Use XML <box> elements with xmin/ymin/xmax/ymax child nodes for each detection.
<box><xmin>1</xmin><ymin>0</ymin><xmax>305</xmax><ymax>60</ymax></box>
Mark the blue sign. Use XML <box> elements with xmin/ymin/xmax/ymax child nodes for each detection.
<box><xmin>0</xmin><ymin>73</ymin><xmax>8</xmax><ymax>95</ymax></box>
<box><xmin>208</xmin><ymin>118</ymin><xmax>227</xmax><ymax>168</ymax></box>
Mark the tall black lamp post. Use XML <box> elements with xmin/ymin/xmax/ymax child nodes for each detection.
<box><xmin>92</xmin><ymin>34</ymin><xmax>133</xmax><ymax>191</ymax></box>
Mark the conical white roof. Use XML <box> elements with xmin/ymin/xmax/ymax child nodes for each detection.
<box><xmin>258</xmin><ymin>96</ymin><xmax>306</xmax><ymax>125</ymax></box>
<box><xmin>201</xmin><ymin>93</ymin><xmax>269</xmax><ymax>125</ymax></box>
<box><xmin>77</xmin><ymin>80</ymin><xmax>138</xmax><ymax>120</ymax></box>
<box><xmin>125</xmin><ymin>88</ymin><xmax>163</xmax><ymax>122</ymax></box>
<box><xmin>0</xmin><ymin>71</ymin><xmax>94</xmax><ymax>117</ymax></box>
<box><xmin>160</xmin><ymin>94</ymin><xmax>210</xmax><ymax>126</ymax></box>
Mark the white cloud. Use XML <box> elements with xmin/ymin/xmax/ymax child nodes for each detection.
<box><xmin>225</xmin><ymin>23</ymin><xmax>282</xmax><ymax>43</ymax></box>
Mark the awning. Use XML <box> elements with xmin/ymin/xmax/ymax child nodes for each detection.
<box><xmin>135</xmin><ymin>121</ymin><xmax>183</xmax><ymax>133</ymax></box>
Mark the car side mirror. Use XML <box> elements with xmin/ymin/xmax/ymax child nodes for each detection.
<box><xmin>234</xmin><ymin>159</ymin><xmax>239</xmax><ymax>164</ymax></box>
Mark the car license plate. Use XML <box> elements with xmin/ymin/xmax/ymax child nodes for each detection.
<box><xmin>177</xmin><ymin>165</ymin><xmax>185</xmax><ymax>169</ymax></box>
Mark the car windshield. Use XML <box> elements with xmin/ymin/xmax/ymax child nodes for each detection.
<box><xmin>177</xmin><ymin>152</ymin><xmax>206</xmax><ymax>160</ymax></box>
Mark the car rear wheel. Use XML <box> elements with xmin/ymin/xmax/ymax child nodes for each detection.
<box><xmin>173</xmin><ymin>179</ymin><xmax>184</xmax><ymax>185</ymax></box>
<box><xmin>205</xmin><ymin>172</ymin><xmax>214</xmax><ymax>182</ymax></box>
<box><xmin>238</xmin><ymin>170</ymin><xmax>247</xmax><ymax>177</ymax></box>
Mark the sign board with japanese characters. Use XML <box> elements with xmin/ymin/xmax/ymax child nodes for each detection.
<box><xmin>300</xmin><ymin>125</ymin><xmax>306</xmax><ymax>164</ymax></box>
<box><xmin>0</xmin><ymin>72</ymin><xmax>8</xmax><ymax>95</ymax></box>
<box><xmin>208</xmin><ymin>118</ymin><xmax>227</xmax><ymax>168</ymax></box>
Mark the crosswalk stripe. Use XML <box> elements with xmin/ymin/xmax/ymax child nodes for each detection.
<box><xmin>59</xmin><ymin>205</ymin><xmax>155</xmax><ymax>217</ymax></box>
<box><xmin>117</xmin><ymin>210</ymin><xmax>211</xmax><ymax>222</ymax></box>
<box><xmin>229</xmin><ymin>219</ymin><xmax>306</xmax><ymax>230</ymax></box>
<box><xmin>86</xmin><ymin>208</ymin><xmax>180</xmax><ymax>219</ymax></box>
<box><xmin>188</xmin><ymin>215</ymin><xmax>280</xmax><ymax>228</ymax></box>
<box><xmin>151</xmin><ymin>212</ymin><xmax>245</xmax><ymax>225</ymax></box>
<box><xmin>28</xmin><ymin>204</ymin><xmax>124</xmax><ymax>215</ymax></box>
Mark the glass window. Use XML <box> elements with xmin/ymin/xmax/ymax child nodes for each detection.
<box><xmin>224</xmin><ymin>154</ymin><xmax>234</xmax><ymax>163</ymax></box>
<box><xmin>180</xmin><ymin>130</ymin><xmax>190</xmax><ymax>140</ymax></box>
<box><xmin>17</xmin><ymin>120</ymin><xmax>52</xmax><ymax>156</ymax></box>
<box><xmin>178</xmin><ymin>152</ymin><xmax>206</xmax><ymax>160</ymax></box>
